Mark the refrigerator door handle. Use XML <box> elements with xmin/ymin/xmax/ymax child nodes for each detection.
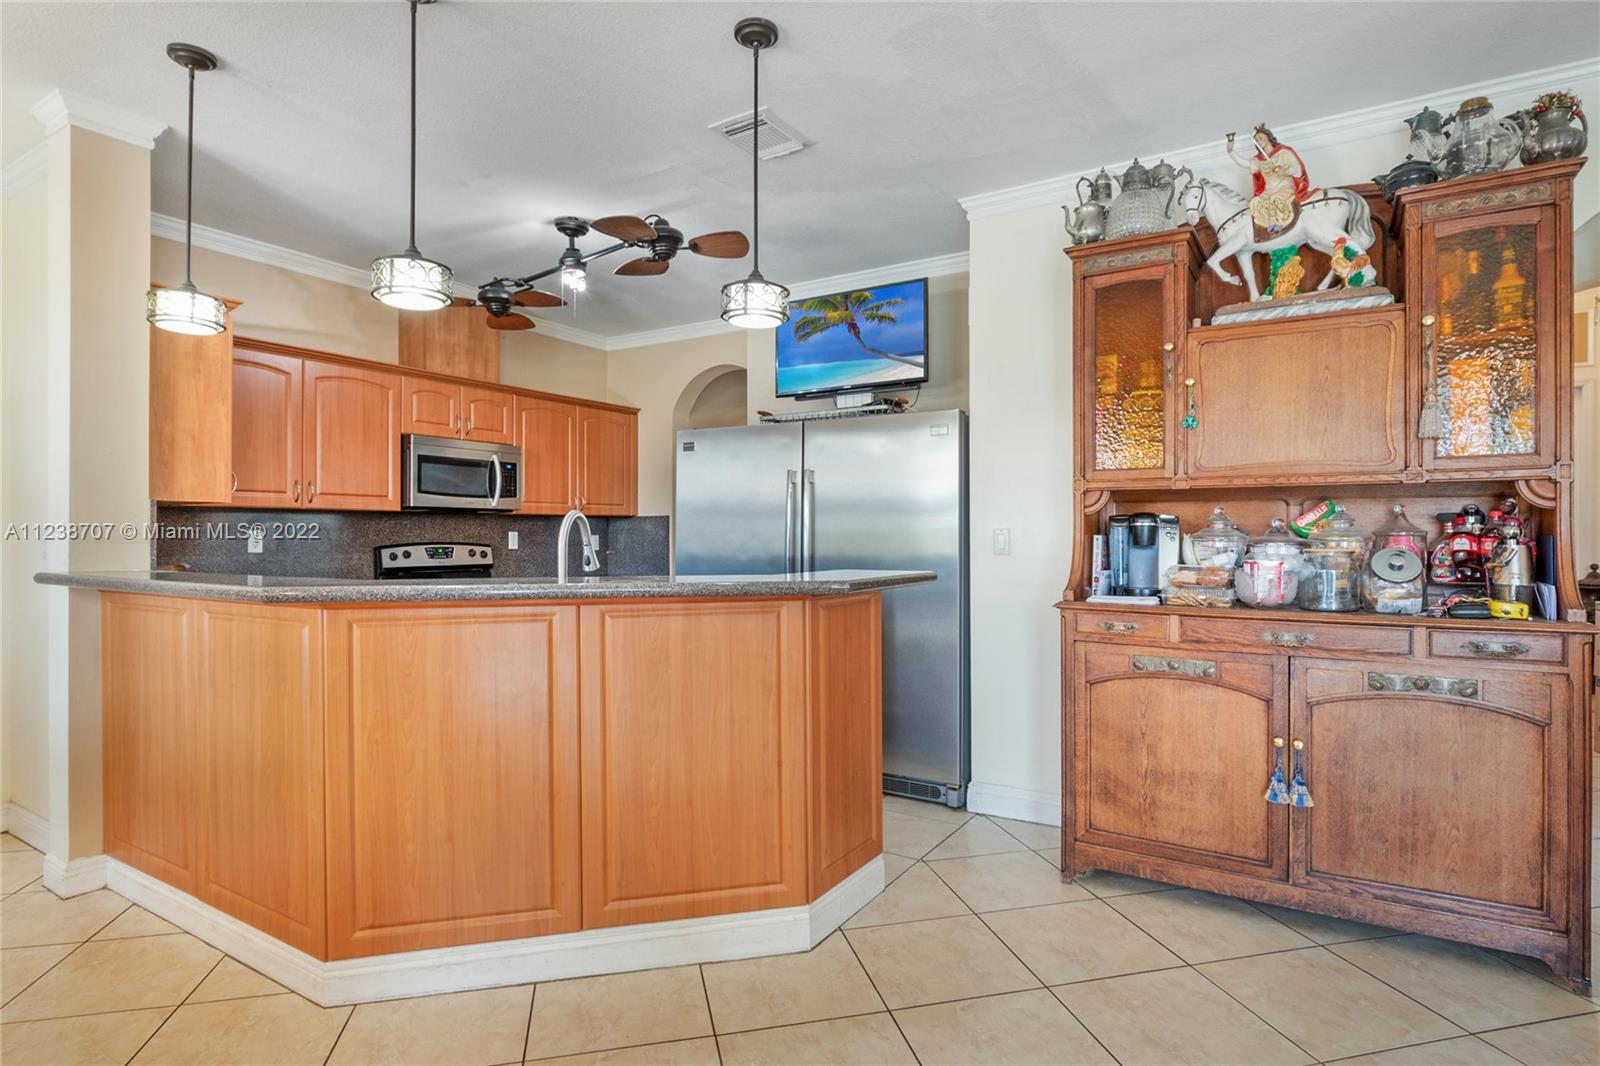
<box><xmin>784</xmin><ymin>469</ymin><xmax>799</xmax><ymax>573</ymax></box>
<box><xmin>802</xmin><ymin>468</ymin><xmax>816</xmax><ymax>572</ymax></box>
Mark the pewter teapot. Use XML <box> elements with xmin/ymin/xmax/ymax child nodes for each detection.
<box><xmin>1148</xmin><ymin>159</ymin><xmax>1194</xmax><ymax>225</ymax></box>
<box><xmin>1403</xmin><ymin>106</ymin><xmax>1449</xmax><ymax>163</ymax></box>
<box><xmin>1062</xmin><ymin>169</ymin><xmax>1113</xmax><ymax>245</ymax></box>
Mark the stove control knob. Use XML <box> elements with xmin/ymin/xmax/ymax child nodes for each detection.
<box><xmin>402</xmin><ymin>550</ymin><xmax>412</xmax><ymax>559</ymax></box>
<box><xmin>387</xmin><ymin>552</ymin><xmax>398</xmax><ymax>561</ymax></box>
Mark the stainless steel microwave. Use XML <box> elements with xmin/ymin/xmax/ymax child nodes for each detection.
<box><xmin>402</xmin><ymin>434</ymin><xmax>523</xmax><ymax>511</ymax></box>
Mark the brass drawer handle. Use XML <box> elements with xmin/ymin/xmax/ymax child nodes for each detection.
<box><xmin>1264</xmin><ymin>631</ymin><xmax>1315</xmax><ymax>649</ymax></box>
<box><xmin>1463</xmin><ymin>639</ymin><xmax>1530</xmax><ymax>659</ymax></box>
<box><xmin>1097</xmin><ymin>621</ymin><xmax>1141</xmax><ymax>635</ymax></box>
<box><xmin>1367</xmin><ymin>672</ymin><xmax>1480</xmax><ymax>699</ymax></box>
<box><xmin>1132</xmin><ymin>655</ymin><xmax>1216</xmax><ymax>678</ymax></box>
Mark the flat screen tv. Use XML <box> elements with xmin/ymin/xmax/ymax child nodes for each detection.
<box><xmin>775</xmin><ymin>278</ymin><xmax>929</xmax><ymax>399</ymax></box>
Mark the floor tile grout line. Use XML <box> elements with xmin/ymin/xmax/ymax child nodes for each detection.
<box><xmin>1469</xmin><ymin>1004</ymin><xmax>1600</xmax><ymax>1035</ymax></box>
<box><xmin>694</xmin><ymin>962</ymin><xmax>723</xmax><ymax>1063</ymax></box>
<box><xmin>1320</xmin><ymin>1033</ymin><xmax>1531</xmax><ymax>1066</ymax></box>
<box><xmin>837</xmin><ymin>922</ymin><xmax>921</xmax><ymax>1065</ymax></box>
<box><xmin>320</xmin><ymin>1000</ymin><xmax>356</xmax><ymax>1066</ymax></box>
<box><xmin>0</xmin><ymin>895</ymin><xmax>134</xmax><ymax>1014</ymax></box>
<box><xmin>966</xmin><ymin>906</ymin><xmax>1125</xmax><ymax>1066</ymax></box>
<box><xmin>1320</xmin><ymin>939</ymin><xmax>1558</xmax><ymax>1037</ymax></box>
<box><xmin>520</xmin><ymin>981</ymin><xmax>536</xmax><ymax>1065</ymax></box>
<box><xmin>120</xmin><ymin>951</ymin><xmax>228</xmax><ymax>1066</ymax></box>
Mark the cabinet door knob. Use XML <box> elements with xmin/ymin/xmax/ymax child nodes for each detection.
<box><xmin>1291</xmin><ymin>738</ymin><xmax>1304</xmax><ymax>751</ymax></box>
<box><xmin>230</xmin><ymin>471</ymin><xmax>238</xmax><ymax>493</ymax></box>
<box><xmin>307</xmin><ymin>483</ymin><xmax>316</xmax><ymax>502</ymax></box>
<box><xmin>1181</xmin><ymin>377</ymin><xmax>1198</xmax><ymax>429</ymax></box>
<box><xmin>293</xmin><ymin>479</ymin><xmax>301</xmax><ymax>503</ymax></box>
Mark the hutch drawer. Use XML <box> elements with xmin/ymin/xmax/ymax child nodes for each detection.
<box><xmin>1177</xmin><ymin>615</ymin><xmax>1412</xmax><ymax>657</ymax></box>
<box><xmin>1073</xmin><ymin>611</ymin><xmax>1170</xmax><ymax>643</ymax></box>
<box><xmin>1427</xmin><ymin>629</ymin><xmax>1567</xmax><ymax>665</ymax></box>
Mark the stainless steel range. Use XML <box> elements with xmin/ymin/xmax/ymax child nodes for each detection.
<box><xmin>374</xmin><ymin>542</ymin><xmax>494</xmax><ymax>579</ymax></box>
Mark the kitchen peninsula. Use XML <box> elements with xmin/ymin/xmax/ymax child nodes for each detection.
<box><xmin>35</xmin><ymin>568</ymin><xmax>931</xmax><ymax>1005</ymax></box>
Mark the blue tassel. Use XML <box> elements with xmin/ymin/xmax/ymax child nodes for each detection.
<box><xmin>1289</xmin><ymin>748</ymin><xmax>1314</xmax><ymax>808</ymax></box>
<box><xmin>1264</xmin><ymin>745</ymin><xmax>1290</xmax><ymax>805</ymax></box>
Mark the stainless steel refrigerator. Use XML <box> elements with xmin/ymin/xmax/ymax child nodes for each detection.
<box><xmin>674</xmin><ymin>410</ymin><xmax>969</xmax><ymax>807</ymax></box>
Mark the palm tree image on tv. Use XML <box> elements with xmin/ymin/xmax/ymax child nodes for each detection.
<box><xmin>790</xmin><ymin>291</ymin><xmax>921</xmax><ymax>367</ymax></box>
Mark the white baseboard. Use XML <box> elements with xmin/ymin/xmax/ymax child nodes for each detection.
<box><xmin>42</xmin><ymin>853</ymin><xmax>107</xmax><ymax>897</ymax></box>
<box><xmin>1</xmin><ymin>802</ymin><xmax>49</xmax><ymax>853</ymax></box>
<box><xmin>107</xmin><ymin>854</ymin><xmax>884</xmax><ymax>1006</ymax></box>
<box><xmin>966</xmin><ymin>782</ymin><xmax>1062</xmax><ymax>827</ymax></box>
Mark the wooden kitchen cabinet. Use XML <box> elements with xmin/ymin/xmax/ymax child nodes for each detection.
<box><xmin>402</xmin><ymin>376</ymin><xmax>516</xmax><ymax>445</ymax></box>
<box><xmin>232</xmin><ymin>348</ymin><xmax>304</xmax><ymax>507</ymax></box>
<box><xmin>398</xmin><ymin>305</ymin><xmax>500</xmax><ymax>383</ymax></box>
<box><xmin>194</xmin><ymin>601</ymin><xmax>326</xmax><ymax>957</ymax></box>
<box><xmin>461</xmin><ymin>384</ymin><xmax>516</xmax><ymax>444</ymax></box>
<box><xmin>323</xmin><ymin>604</ymin><xmax>583</xmax><ymax>958</ymax></box>
<box><xmin>149</xmin><ymin>298</ymin><xmax>238</xmax><ymax>505</ymax></box>
<box><xmin>1290</xmin><ymin>657</ymin><xmax>1571</xmax><ymax>928</ymax></box>
<box><xmin>301</xmin><ymin>358</ymin><xmax>401</xmax><ymax>510</ymax></box>
<box><xmin>516</xmin><ymin>396</ymin><xmax>578</xmax><ymax>514</ymax></box>
<box><xmin>1183</xmin><ymin>309</ymin><xmax>1406</xmax><ymax>483</ymax></box>
<box><xmin>577</xmin><ymin>404</ymin><xmax>638</xmax><ymax>515</ymax></box>
<box><xmin>1072</xmin><ymin>642</ymin><xmax>1288</xmax><ymax>881</ymax></box>
<box><xmin>578</xmin><ymin>599</ymin><xmax>809</xmax><ymax>927</ymax></box>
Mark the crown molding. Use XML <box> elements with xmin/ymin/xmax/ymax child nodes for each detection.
<box><xmin>605</xmin><ymin>317</ymin><xmax>738</xmax><ymax>352</ymax></box>
<box><xmin>152</xmin><ymin>213</ymin><xmax>373</xmax><ymax>289</ymax></box>
<box><xmin>30</xmin><ymin>89</ymin><xmax>166</xmax><ymax>150</ymax></box>
<box><xmin>525</xmin><ymin>319</ymin><xmax>612</xmax><ymax>350</ymax></box>
<box><xmin>959</xmin><ymin>56</ymin><xmax>1600</xmax><ymax>220</ymax></box>
<box><xmin>1</xmin><ymin>143</ymin><xmax>47</xmax><ymax>198</ymax></box>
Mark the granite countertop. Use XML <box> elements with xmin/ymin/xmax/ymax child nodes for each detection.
<box><xmin>34</xmin><ymin>569</ymin><xmax>935</xmax><ymax>604</ymax></box>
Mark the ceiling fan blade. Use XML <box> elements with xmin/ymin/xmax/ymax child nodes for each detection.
<box><xmin>450</xmin><ymin>295</ymin><xmax>477</xmax><ymax>307</ymax></box>
<box><xmin>590</xmin><ymin>215</ymin><xmax>658</xmax><ymax>242</ymax></box>
<box><xmin>614</xmin><ymin>257</ymin><xmax>670</xmax><ymax>277</ymax></box>
<box><xmin>686</xmin><ymin>231</ymin><xmax>749</xmax><ymax>258</ymax></box>
<box><xmin>485</xmin><ymin>313</ymin><xmax>537</xmax><ymax>331</ymax></box>
<box><xmin>511</xmin><ymin>289</ymin><xmax>565</xmax><ymax>308</ymax></box>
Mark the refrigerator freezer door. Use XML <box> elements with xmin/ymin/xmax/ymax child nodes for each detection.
<box><xmin>674</xmin><ymin>424</ymin><xmax>804</xmax><ymax>575</ymax></box>
<box><xmin>802</xmin><ymin>412</ymin><xmax>968</xmax><ymax>795</ymax></box>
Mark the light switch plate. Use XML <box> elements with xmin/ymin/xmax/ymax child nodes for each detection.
<box><xmin>992</xmin><ymin>528</ymin><xmax>1010</xmax><ymax>555</ymax></box>
<box><xmin>507</xmin><ymin>531</ymin><xmax>519</xmax><ymax>549</ymax></box>
<box><xmin>246</xmin><ymin>526</ymin><xmax>264</xmax><ymax>554</ymax></box>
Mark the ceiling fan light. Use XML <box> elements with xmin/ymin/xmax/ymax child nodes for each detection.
<box><xmin>560</xmin><ymin>264</ymin><xmax>588</xmax><ymax>294</ymax></box>
<box><xmin>147</xmin><ymin>282</ymin><xmax>226</xmax><ymax>335</ymax></box>
<box><xmin>721</xmin><ymin>271</ymin><xmax>789</xmax><ymax>329</ymax></box>
<box><xmin>370</xmin><ymin>252</ymin><xmax>454</xmax><ymax>310</ymax></box>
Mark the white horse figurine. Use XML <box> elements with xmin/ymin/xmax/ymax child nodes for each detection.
<box><xmin>1177</xmin><ymin>178</ymin><xmax>1376</xmax><ymax>301</ymax></box>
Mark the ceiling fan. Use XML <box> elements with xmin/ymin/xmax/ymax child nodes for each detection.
<box><xmin>476</xmin><ymin>215</ymin><xmax>749</xmax><ymax>305</ymax></box>
<box><xmin>450</xmin><ymin>281</ymin><xmax>565</xmax><ymax>332</ymax></box>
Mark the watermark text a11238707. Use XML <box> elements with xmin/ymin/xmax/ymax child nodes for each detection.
<box><xmin>4</xmin><ymin>520</ymin><xmax>322</xmax><ymax>542</ymax></box>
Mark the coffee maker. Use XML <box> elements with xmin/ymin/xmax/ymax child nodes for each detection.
<box><xmin>1110</xmin><ymin>513</ymin><xmax>1180</xmax><ymax>596</ymax></box>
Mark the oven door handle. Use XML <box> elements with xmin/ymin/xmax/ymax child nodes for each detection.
<box><xmin>489</xmin><ymin>454</ymin><xmax>502</xmax><ymax>509</ymax></box>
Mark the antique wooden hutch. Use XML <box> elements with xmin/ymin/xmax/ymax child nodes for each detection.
<box><xmin>1058</xmin><ymin>159</ymin><xmax>1593</xmax><ymax>990</ymax></box>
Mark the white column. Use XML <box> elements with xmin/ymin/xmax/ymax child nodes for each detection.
<box><xmin>31</xmin><ymin>90</ymin><xmax>163</xmax><ymax>894</ymax></box>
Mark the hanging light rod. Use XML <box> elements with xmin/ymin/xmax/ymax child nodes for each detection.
<box><xmin>721</xmin><ymin>17</ymin><xmax>789</xmax><ymax>329</ymax></box>
<box><xmin>371</xmin><ymin>0</ymin><xmax>453</xmax><ymax>310</ymax></box>
<box><xmin>147</xmin><ymin>42</ymin><xmax>228</xmax><ymax>336</ymax></box>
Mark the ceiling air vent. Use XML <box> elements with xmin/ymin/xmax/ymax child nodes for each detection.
<box><xmin>709</xmin><ymin>107</ymin><xmax>807</xmax><ymax>160</ymax></box>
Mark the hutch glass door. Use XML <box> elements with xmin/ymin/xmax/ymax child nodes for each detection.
<box><xmin>1081</xmin><ymin>265</ymin><xmax>1176</xmax><ymax>482</ymax></box>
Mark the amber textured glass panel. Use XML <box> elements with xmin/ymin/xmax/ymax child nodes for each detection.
<box><xmin>1432</xmin><ymin>224</ymin><xmax>1537</xmax><ymax>457</ymax></box>
<box><xmin>1092</xmin><ymin>278</ymin><xmax>1165</xmax><ymax>471</ymax></box>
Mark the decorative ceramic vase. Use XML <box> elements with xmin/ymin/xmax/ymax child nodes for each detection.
<box><xmin>1516</xmin><ymin>102</ymin><xmax>1587</xmax><ymax>164</ymax></box>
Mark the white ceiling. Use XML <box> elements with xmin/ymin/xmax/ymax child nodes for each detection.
<box><xmin>4</xmin><ymin>2</ymin><xmax>1595</xmax><ymax>336</ymax></box>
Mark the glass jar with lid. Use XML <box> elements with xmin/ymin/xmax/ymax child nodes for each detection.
<box><xmin>1235</xmin><ymin>518</ymin><xmax>1305</xmax><ymax>608</ymax></box>
<box><xmin>1364</xmin><ymin>504</ymin><xmax>1427</xmax><ymax>614</ymax></box>
<box><xmin>1298</xmin><ymin>506</ymin><xmax>1371</xmax><ymax>612</ymax></box>
<box><xmin>1190</xmin><ymin>506</ymin><xmax>1249</xmax><ymax>570</ymax></box>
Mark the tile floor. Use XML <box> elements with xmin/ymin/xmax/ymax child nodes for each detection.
<box><xmin>2</xmin><ymin>791</ymin><xmax>1597</xmax><ymax>1065</ymax></box>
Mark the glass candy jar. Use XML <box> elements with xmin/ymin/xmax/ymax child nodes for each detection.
<box><xmin>1297</xmin><ymin>506</ymin><xmax>1371</xmax><ymax>612</ymax></box>
<box><xmin>1438</xmin><ymin>97</ymin><xmax>1523</xmax><ymax>177</ymax></box>
<box><xmin>1364</xmin><ymin>504</ymin><xmax>1427</xmax><ymax>615</ymax></box>
<box><xmin>1190</xmin><ymin>506</ymin><xmax>1249</xmax><ymax>570</ymax></box>
<box><xmin>1235</xmin><ymin>519</ymin><xmax>1305</xmax><ymax>608</ymax></box>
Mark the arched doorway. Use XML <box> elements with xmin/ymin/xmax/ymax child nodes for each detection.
<box><xmin>674</xmin><ymin>365</ymin><xmax>747</xmax><ymax>433</ymax></box>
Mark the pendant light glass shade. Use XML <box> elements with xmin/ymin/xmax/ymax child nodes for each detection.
<box><xmin>371</xmin><ymin>0</ymin><xmax>451</xmax><ymax>311</ymax></box>
<box><xmin>148</xmin><ymin>282</ymin><xmax>227</xmax><ymax>335</ymax></box>
<box><xmin>721</xmin><ymin>271</ymin><xmax>789</xmax><ymax>329</ymax></box>
<box><xmin>371</xmin><ymin>251</ymin><xmax>453</xmax><ymax>310</ymax></box>
<box><xmin>148</xmin><ymin>43</ymin><xmax>225</xmax><ymax>336</ymax></box>
<box><xmin>721</xmin><ymin>19</ymin><xmax>788</xmax><ymax>329</ymax></box>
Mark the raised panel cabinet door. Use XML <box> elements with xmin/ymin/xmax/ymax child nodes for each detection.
<box><xmin>461</xmin><ymin>385</ymin><xmax>516</xmax><ymax>445</ymax></box>
<box><xmin>1419</xmin><ymin>205</ymin><xmax>1559</xmax><ymax>475</ymax></box>
<box><xmin>401</xmin><ymin>376</ymin><xmax>462</xmax><ymax>438</ymax></box>
<box><xmin>324</xmin><ymin>605</ymin><xmax>582</xmax><ymax>958</ymax></box>
<box><xmin>807</xmin><ymin>593</ymin><xmax>884</xmax><ymax>897</ymax></box>
<box><xmin>195</xmin><ymin>602</ymin><xmax>326</xmax><ymax>957</ymax></box>
<box><xmin>1290</xmin><ymin>658</ymin><xmax>1569</xmax><ymax>928</ymax></box>
<box><xmin>231</xmin><ymin>350</ymin><xmax>303</xmax><ymax>508</ymax></box>
<box><xmin>1078</xmin><ymin>264</ymin><xmax>1178</xmax><ymax>484</ymax></box>
<box><xmin>515</xmin><ymin>397</ymin><xmax>578</xmax><ymax>514</ymax></box>
<box><xmin>102</xmin><ymin>594</ymin><xmax>198</xmax><ymax>892</ymax></box>
<box><xmin>1184</xmin><ymin>309</ymin><xmax>1406</xmax><ymax>482</ymax></box>
<box><xmin>576</xmin><ymin>406</ymin><xmax>638</xmax><ymax>515</ymax></box>
<box><xmin>151</xmin><ymin>314</ymin><xmax>234</xmax><ymax>505</ymax></box>
<box><xmin>302</xmin><ymin>359</ymin><xmax>401</xmax><ymax>511</ymax></box>
<box><xmin>1074</xmin><ymin>642</ymin><xmax>1289</xmax><ymax>880</ymax></box>
<box><xmin>578</xmin><ymin>600</ymin><xmax>809</xmax><ymax>927</ymax></box>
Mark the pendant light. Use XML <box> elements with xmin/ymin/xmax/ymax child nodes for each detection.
<box><xmin>720</xmin><ymin>18</ymin><xmax>789</xmax><ymax>329</ymax></box>
<box><xmin>370</xmin><ymin>0</ymin><xmax>453</xmax><ymax>310</ymax></box>
<box><xmin>147</xmin><ymin>44</ymin><xmax>227</xmax><ymax>336</ymax></box>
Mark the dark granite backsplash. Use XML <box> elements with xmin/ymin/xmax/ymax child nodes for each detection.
<box><xmin>153</xmin><ymin>507</ymin><xmax>670</xmax><ymax>579</ymax></box>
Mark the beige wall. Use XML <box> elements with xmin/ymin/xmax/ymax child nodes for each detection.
<box><xmin>500</xmin><ymin>330</ymin><xmax>608</xmax><ymax>402</ymax></box>
<box><xmin>684</xmin><ymin>368</ymin><xmax>747</xmax><ymax>429</ymax></box>
<box><xmin>744</xmin><ymin>274</ymin><xmax>969</xmax><ymax>421</ymax></box>
<box><xmin>1</xmin><ymin>180</ymin><xmax>52</xmax><ymax>822</ymax></box>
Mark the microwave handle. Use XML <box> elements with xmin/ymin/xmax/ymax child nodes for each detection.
<box><xmin>489</xmin><ymin>454</ymin><xmax>502</xmax><ymax>509</ymax></box>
